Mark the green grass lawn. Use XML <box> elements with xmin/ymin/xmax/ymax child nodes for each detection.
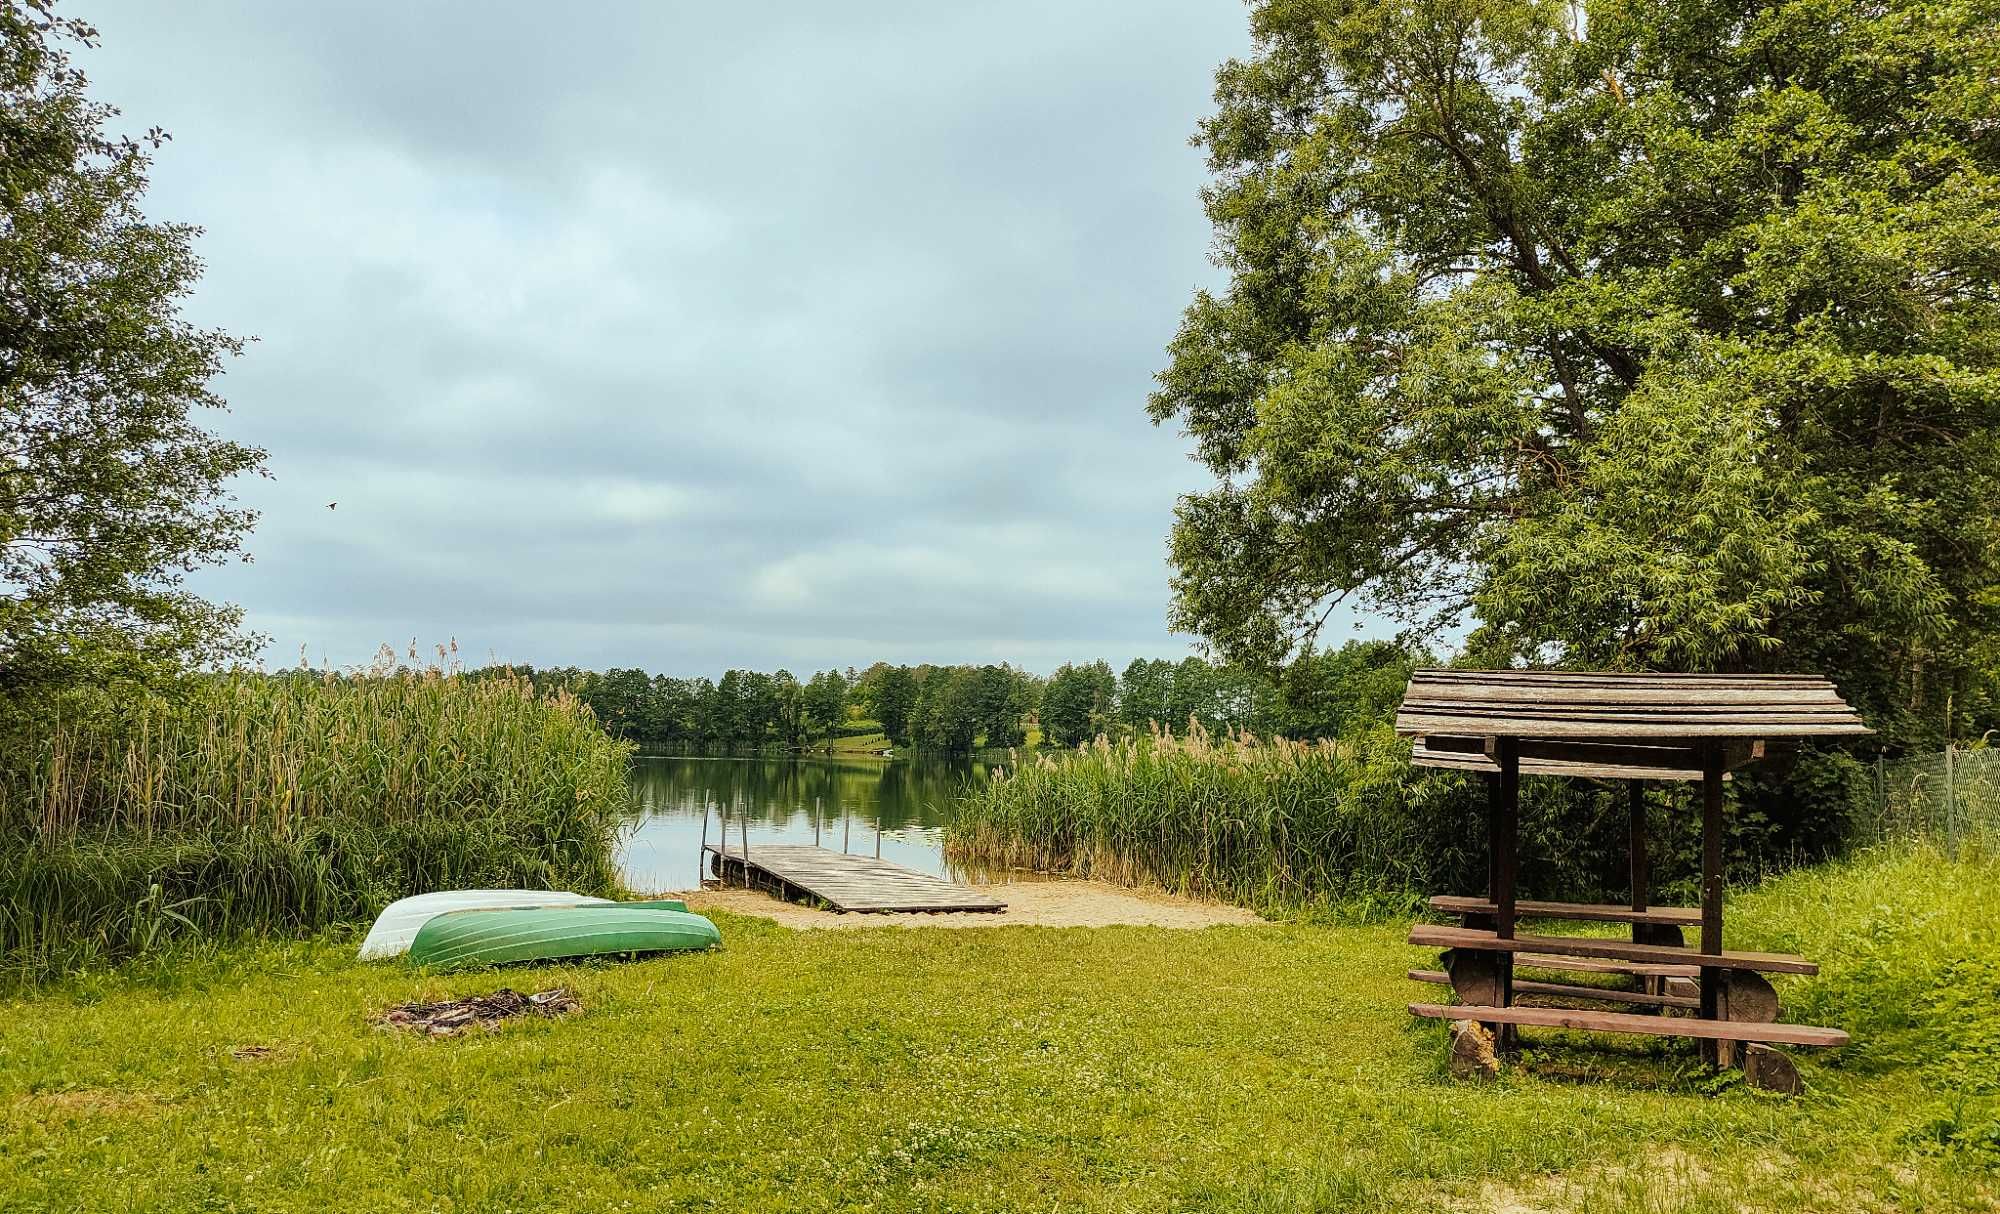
<box><xmin>1</xmin><ymin>849</ymin><xmax>1994</xmax><ymax>1212</ymax></box>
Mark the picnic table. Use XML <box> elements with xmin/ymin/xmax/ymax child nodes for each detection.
<box><xmin>1393</xmin><ymin>669</ymin><xmax>1870</xmax><ymax>1091</ymax></box>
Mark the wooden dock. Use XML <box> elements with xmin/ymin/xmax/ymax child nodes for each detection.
<box><xmin>703</xmin><ymin>842</ymin><xmax>1006</xmax><ymax>914</ymax></box>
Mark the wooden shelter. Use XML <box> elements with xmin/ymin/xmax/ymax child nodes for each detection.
<box><xmin>1394</xmin><ymin>669</ymin><xmax>1870</xmax><ymax>1089</ymax></box>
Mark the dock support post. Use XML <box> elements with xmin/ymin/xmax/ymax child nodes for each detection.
<box><xmin>699</xmin><ymin>800</ymin><xmax>709</xmax><ymax>886</ymax></box>
<box><xmin>843</xmin><ymin>809</ymin><xmax>850</xmax><ymax>853</ymax></box>
<box><xmin>741</xmin><ymin>805</ymin><xmax>752</xmax><ymax>889</ymax></box>
<box><xmin>875</xmin><ymin>822</ymin><xmax>882</xmax><ymax>859</ymax></box>
<box><xmin>814</xmin><ymin>796</ymin><xmax>821</xmax><ymax>848</ymax></box>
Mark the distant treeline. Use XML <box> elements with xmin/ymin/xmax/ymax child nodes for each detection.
<box><xmin>490</xmin><ymin>640</ymin><xmax>1417</xmax><ymax>754</ymax></box>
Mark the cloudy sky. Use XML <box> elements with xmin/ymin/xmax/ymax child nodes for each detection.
<box><xmin>81</xmin><ymin>2</ymin><xmax>1268</xmax><ymax>677</ymax></box>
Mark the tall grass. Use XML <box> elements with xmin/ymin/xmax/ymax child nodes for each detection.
<box><xmin>947</xmin><ymin>722</ymin><xmax>1480</xmax><ymax>915</ymax></box>
<box><xmin>947</xmin><ymin>723</ymin><xmax>1870</xmax><ymax>916</ymax></box>
<box><xmin>0</xmin><ymin>664</ymin><xmax>631</xmax><ymax>980</ymax></box>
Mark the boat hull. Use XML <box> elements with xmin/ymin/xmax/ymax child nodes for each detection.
<box><xmin>359</xmin><ymin>890</ymin><xmax>626</xmax><ymax>959</ymax></box>
<box><xmin>407</xmin><ymin>903</ymin><xmax>720</xmax><ymax>969</ymax></box>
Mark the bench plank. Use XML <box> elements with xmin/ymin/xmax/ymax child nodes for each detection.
<box><xmin>1410</xmin><ymin>924</ymin><xmax>1817</xmax><ymax>974</ymax></box>
<box><xmin>1430</xmin><ymin>896</ymin><xmax>1701</xmax><ymax>927</ymax></box>
<box><xmin>1409</xmin><ymin>1003</ymin><xmax>1847</xmax><ymax>1047</ymax></box>
<box><xmin>1408</xmin><ymin>969</ymin><xmax>1700</xmax><ymax>1010</ymax></box>
<box><xmin>1517</xmin><ymin>953</ymin><xmax>1699</xmax><ymax>979</ymax></box>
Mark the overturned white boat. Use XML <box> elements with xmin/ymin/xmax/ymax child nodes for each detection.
<box><xmin>358</xmin><ymin>890</ymin><xmax>611</xmax><ymax>960</ymax></box>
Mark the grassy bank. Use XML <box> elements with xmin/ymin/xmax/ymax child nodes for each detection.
<box><xmin>0</xmin><ymin>845</ymin><xmax>1992</xmax><ymax>1211</ymax></box>
<box><xmin>0</xmin><ymin>669</ymin><xmax>630</xmax><ymax>982</ymax></box>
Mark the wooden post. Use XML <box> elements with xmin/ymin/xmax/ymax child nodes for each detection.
<box><xmin>698</xmin><ymin>800</ymin><xmax>709</xmax><ymax>886</ymax></box>
<box><xmin>1628</xmin><ymin>780</ymin><xmax>1648</xmax><ymax>913</ymax></box>
<box><xmin>1699</xmin><ymin>741</ymin><xmax>1726</xmax><ymax>1067</ymax></box>
<box><xmin>843</xmin><ymin>808</ymin><xmax>851</xmax><ymax>853</ymax></box>
<box><xmin>1485</xmin><ymin>772</ymin><xmax>1501</xmax><ymax>904</ymax></box>
<box><xmin>814</xmin><ymin>796</ymin><xmax>821</xmax><ymax>848</ymax></box>
<box><xmin>1494</xmin><ymin>736</ymin><xmax>1520</xmax><ymax>1045</ymax></box>
<box><xmin>1495</xmin><ymin>737</ymin><xmax>1519</xmax><ymax>942</ymax></box>
<box><xmin>741</xmin><ymin>805</ymin><xmax>751</xmax><ymax>889</ymax></box>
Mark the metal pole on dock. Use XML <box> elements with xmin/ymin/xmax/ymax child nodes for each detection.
<box><xmin>741</xmin><ymin>802</ymin><xmax>751</xmax><ymax>889</ymax></box>
<box><xmin>875</xmin><ymin>821</ymin><xmax>882</xmax><ymax>859</ymax></box>
<box><xmin>698</xmin><ymin>799</ymin><xmax>709</xmax><ymax>886</ymax></box>
<box><xmin>843</xmin><ymin>808</ymin><xmax>850</xmax><ymax>853</ymax></box>
<box><xmin>814</xmin><ymin>796</ymin><xmax>821</xmax><ymax>847</ymax></box>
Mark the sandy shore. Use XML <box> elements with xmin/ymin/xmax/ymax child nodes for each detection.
<box><xmin>676</xmin><ymin>879</ymin><xmax>1266</xmax><ymax>929</ymax></box>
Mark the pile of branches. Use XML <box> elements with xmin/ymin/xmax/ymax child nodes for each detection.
<box><xmin>374</xmin><ymin>987</ymin><xmax>580</xmax><ymax>1036</ymax></box>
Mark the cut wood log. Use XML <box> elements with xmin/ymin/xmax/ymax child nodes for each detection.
<box><xmin>1743</xmin><ymin>1044</ymin><xmax>1803</xmax><ymax>1094</ymax></box>
<box><xmin>1724</xmin><ymin>971</ymin><xmax>1780</xmax><ymax>1024</ymax></box>
<box><xmin>1449</xmin><ymin>1019</ymin><xmax>1500</xmax><ymax>1081</ymax></box>
<box><xmin>1442</xmin><ymin>947</ymin><xmax>1504</xmax><ymax>1006</ymax></box>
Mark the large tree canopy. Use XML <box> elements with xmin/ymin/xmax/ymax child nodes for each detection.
<box><xmin>1</xmin><ymin>2</ymin><xmax>262</xmax><ymax>702</ymax></box>
<box><xmin>1153</xmin><ymin>0</ymin><xmax>2000</xmax><ymax>745</ymax></box>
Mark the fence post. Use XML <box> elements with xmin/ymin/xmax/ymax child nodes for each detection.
<box><xmin>1945</xmin><ymin>743</ymin><xmax>1957</xmax><ymax>852</ymax></box>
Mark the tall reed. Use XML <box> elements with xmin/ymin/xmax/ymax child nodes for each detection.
<box><xmin>0</xmin><ymin>665</ymin><xmax>632</xmax><ymax>980</ymax></box>
<box><xmin>947</xmin><ymin>722</ymin><xmax>1483</xmax><ymax>915</ymax></box>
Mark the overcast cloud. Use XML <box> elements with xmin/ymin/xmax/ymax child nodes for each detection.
<box><xmin>79</xmin><ymin>2</ymin><xmax>1267</xmax><ymax>676</ymax></box>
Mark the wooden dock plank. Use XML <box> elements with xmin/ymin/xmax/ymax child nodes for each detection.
<box><xmin>705</xmin><ymin>843</ymin><xmax>1005</xmax><ymax>913</ymax></box>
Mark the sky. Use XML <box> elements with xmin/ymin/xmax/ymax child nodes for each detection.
<box><xmin>80</xmin><ymin>1</ymin><xmax>1273</xmax><ymax>677</ymax></box>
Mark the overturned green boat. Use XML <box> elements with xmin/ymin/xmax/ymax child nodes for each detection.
<box><xmin>407</xmin><ymin>901</ymin><xmax>720</xmax><ymax>969</ymax></box>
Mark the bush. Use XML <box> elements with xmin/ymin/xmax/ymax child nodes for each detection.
<box><xmin>1734</xmin><ymin>844</ymin><xmax>2000</xmax><ymax>1160</ymax></box>
<box><xmin>0</xmin><ymin>667</ymin><xmax>630</xmax><ymax>980</ymax></box>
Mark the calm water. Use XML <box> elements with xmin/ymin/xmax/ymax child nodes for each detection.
<box><xmin>616</xmin><ymin>753</ymin><xmax>999</xmax><ymax>893</ymax></box>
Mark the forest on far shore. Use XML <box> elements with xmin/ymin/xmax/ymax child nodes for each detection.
<box><xmin>487</xmin><ymin>640</ymin><xmax>1416</xmax><ymax>754</ymax></box>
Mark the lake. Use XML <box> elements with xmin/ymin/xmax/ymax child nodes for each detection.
<box><xmin>616</xmin><ymin>753</ymin><xmax>1000</xmax><ymax>893</ymax></box>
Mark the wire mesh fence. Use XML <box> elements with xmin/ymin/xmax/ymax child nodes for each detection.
<box><xmin>1851</xmin><ymin>746</ymin><xmax>2000</xmax><ymax>852</ymax></box>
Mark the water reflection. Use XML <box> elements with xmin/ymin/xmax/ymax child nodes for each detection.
<box><xmin>617</xmin><ymin>753</ymin><xmax>996</xmax><ymax>893</ymax></box>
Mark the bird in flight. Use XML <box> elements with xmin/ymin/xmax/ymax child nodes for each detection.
<box><xmin>326</xmin><ymin>502</ymin><xmax>337</xmax><ymax>510</ymax></box>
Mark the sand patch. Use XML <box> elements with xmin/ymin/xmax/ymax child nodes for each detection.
<box><xmin>680</xmin><ymin>879</ymin><xmax>1265</xmax><ymax>929</ymax></box>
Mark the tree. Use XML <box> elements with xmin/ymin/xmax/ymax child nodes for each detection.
<box><xmin>1118</xmin><ymin>658</ymin><xmax>1173</xmax><ymax>730</ymax></box>
<box><xmin>1</xmin><ymin>4</ymin><xmax>265</xmax><ymax>704</ymax></box>
<box><xmin>1281</xmin><ymin>640</ymin><xmax>1418</xmax><ymax>740</ymax></box>
<box><xmin>1041</xmin><ymin>661</ymin><xmax>1116</xmax><ymax>747</ymax></box>
<box><xmin>972</xmin><ymin>663</ymin><xmax>1031</xmax><ymax>748</ymax></box>
<box><xmin>801</xmin><ymin>668</ymin><xmax>847</xmax><ymax>741</ymax></box>
<box><xmin>1153</xmin><ymin>0</ymin><xmax>2000</xmax><ymax>746</ymax></box>
<box><xmin>911</xmin><ymin>665</ymin><xmax>981</xmax><ymax>751</ymax></box>
<box><xmin>857</xmin><ymin>663</ymin><xmax>918</xmax><ymax>746</ymax></box>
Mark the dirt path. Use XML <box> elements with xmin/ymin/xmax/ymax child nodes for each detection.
<box><xmin>678</xmin><ymin>879</ymin><xmax>1266</xmax><ymax>929</ymax></box>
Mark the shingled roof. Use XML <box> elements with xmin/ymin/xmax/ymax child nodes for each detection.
<box><xmin>1395</xmin><ymin>669</ymin><xmax>1870</xmax><ymax>781</ymax></box>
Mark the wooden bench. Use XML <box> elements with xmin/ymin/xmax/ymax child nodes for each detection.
<box><xmin>1408</xmin><ymin>969</ymin><xmax>1700</xmax><ymax>1010</ymax></box>
<box><xmin>1409</xmin><ymin>1002</ymin><xmax>1848</xmax><ymax>1047</ymax></box>
<box><xmin>1409</xmin><ymin>924</ymin><xmax>1817</xmax><ymax>974</ymax></box>
<box><xmin>1516</xmin><ymin>953</ymin><xmax>1698</xmax><ymax>979</ymax></box>
<box><xmin>1429</xmin><ymin>896</ymin><xmax>1700</xmax><ymax>927</ymax></box>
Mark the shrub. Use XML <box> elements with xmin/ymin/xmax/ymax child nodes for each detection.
<box><xmin>0</xmin><ymin>667</ymin><xmax>630</xmax><ymax>980</ymax></box>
